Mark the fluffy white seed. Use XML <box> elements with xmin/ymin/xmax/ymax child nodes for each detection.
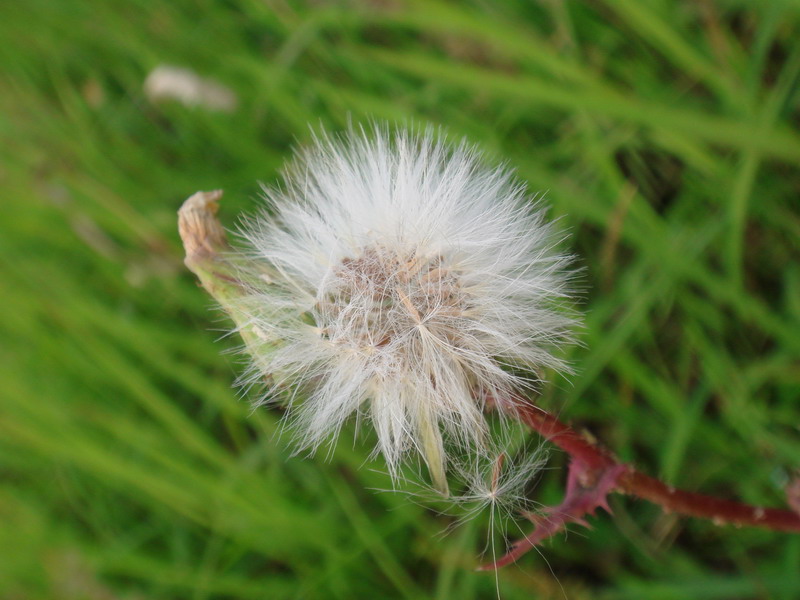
<box><xmin>232</xmin><ymin>125</ymin><xmax>576</xmax><ymax>495</ymax></box>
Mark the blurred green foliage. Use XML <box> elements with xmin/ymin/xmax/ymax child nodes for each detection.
<box><xmin>1</xmin><ymin>1</ymin><xmax>800</xmax><ymax>598</ymax></box>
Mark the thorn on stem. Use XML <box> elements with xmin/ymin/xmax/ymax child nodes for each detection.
<box><xmin>477</xmin><ymin>460</ymin><xmax>627</xmax><ymax>570</ymax></box>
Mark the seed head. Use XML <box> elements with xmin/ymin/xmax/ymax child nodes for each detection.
<box><xmin>201</xmin><ymin>126</ymin><xmax>577</xmax><ymax>494</ymax></box>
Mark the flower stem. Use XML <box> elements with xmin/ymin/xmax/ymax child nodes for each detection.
<box><xmin>516</xmin><ymin>402</ymin><xmax>800</xmax><ymax>533</ymax></box>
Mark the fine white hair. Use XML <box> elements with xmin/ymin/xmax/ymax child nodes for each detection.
<box><xmin>232</xmin><ymin>124</ymin><xmax>576</xmax><ymax>494</ymax></box>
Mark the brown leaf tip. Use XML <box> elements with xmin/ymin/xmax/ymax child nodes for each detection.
<box><xmin>178</xmin><ymin>189</ymin><xmax>228</xmax><ymax>261</ymax></box>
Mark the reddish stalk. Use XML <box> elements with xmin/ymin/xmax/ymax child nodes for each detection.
<box><xmin>481</xmin><ymin>401</ymin><xmax>800</xmax><ymax>570</ymax></box>
<box><xmin>517</xmin><ymin>402</ymin><xmax>800</xmax><ymax>532</ymax></box>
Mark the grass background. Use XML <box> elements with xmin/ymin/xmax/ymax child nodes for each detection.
<box><xmin>2</xmin><ymin>0</ymin><xmax>800</xmax><ymax>598</ymax></box>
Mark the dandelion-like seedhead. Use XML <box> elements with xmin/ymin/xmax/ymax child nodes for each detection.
<box><xmin>232</xmin><ymin>125</ymin><xmax>577</xmax><ymax>494</ymax></box>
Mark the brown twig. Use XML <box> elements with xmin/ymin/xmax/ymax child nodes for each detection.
<box><xmin>517</xmin><ymin>403</ymin><xmax>800</xmax><ymax>532</ymax></box>
<box><xmin>481</xmin><ymin>401</ymin><xmax>800</xmax><ymax>569</ymax></box>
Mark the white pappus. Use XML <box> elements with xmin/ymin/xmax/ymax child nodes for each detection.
<box><xmin>232</xmin><ymin>125</ymin><xmax>577</xmax><ymax>496</ymax></box>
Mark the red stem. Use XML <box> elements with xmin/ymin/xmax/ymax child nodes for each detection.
<box><xmin>515</xmin><ymin>402</ymin><xmax>800</xmax><ymax>533</ymax></box>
